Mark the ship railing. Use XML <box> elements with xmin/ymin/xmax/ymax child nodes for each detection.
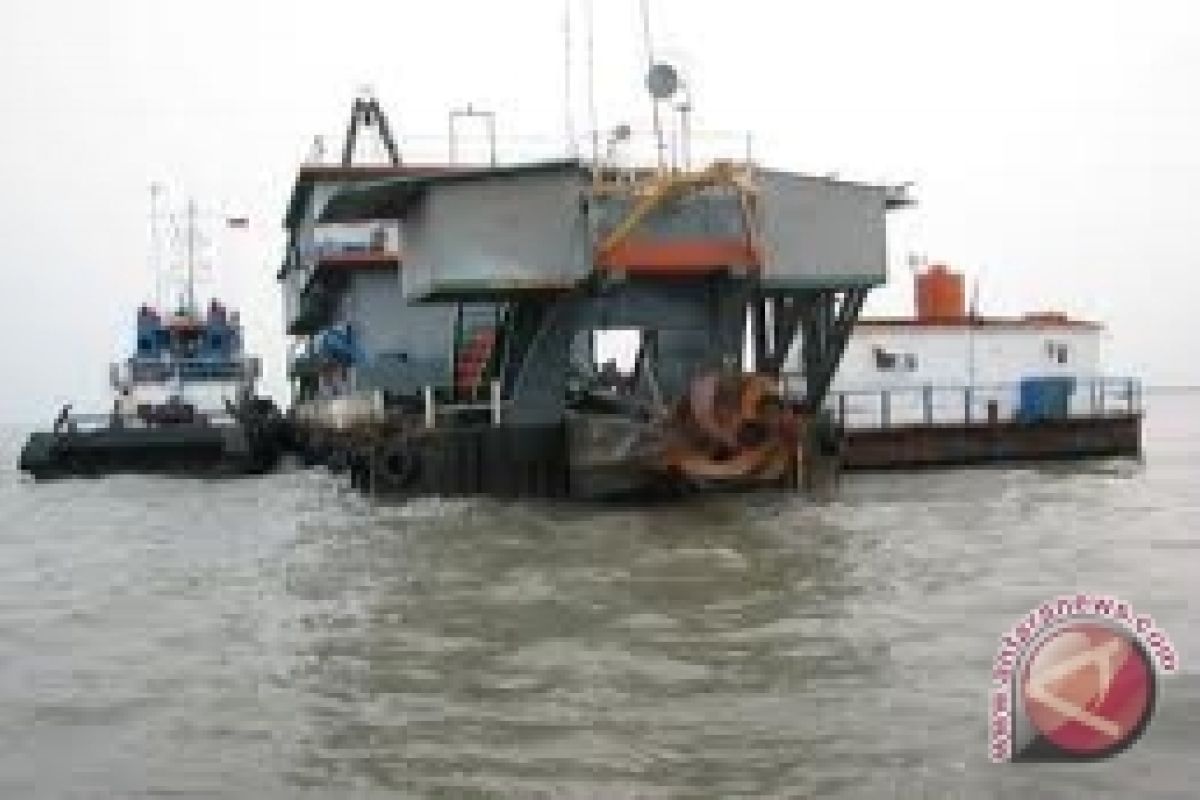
<box><xmin>796</xmin><ymin>377</ymin><xmax>1144</xmax><ymax>430</ymax></box>
<box><xmin>297</xmin><ymin>129</ymin><xmax>761</xmax><ymax>174</ymax></box>
<box><xmin>295</xmin><ymin>382</ymin><xmax>509</xmax><ymax>431</ymax></box>
<box><xmin>419</xmin><ymin>382</ymin><xmax>507</xmax><ymax>429</ymax></box>
<box><xmin>48</xmin><ymin>405</ymin><xmax>243</xmax><ymax>433</ymax></box>
<box><xmin>114</xmin><ymin>357</ymin><xmax>262</xmax><ymax>385</ymax></box>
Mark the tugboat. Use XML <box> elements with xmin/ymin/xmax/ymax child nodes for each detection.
<box><xmin>19</xmin><ymin>301</ymin><xmax>283</xmax><ymax>479</ymax></box>
<box><xmin>19</xmin><ymin>201</ymin><xmax>283</xmax><ymax>479</ymax></box>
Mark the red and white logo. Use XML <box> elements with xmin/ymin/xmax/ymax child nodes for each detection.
<box><xmin>991</xmin><ymin>594</ymin><xmax>1177</xmax><ymax>762</ymax></box>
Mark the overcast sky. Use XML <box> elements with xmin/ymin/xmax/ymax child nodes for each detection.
<box><xmin>1</xmin><ymin>0</ymin><xmax>1197</xmax><ymax>421</ymax></box>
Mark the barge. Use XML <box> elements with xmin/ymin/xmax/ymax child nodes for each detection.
<box><xmin>805</xmin><ymin>263</ymin><xmax>1143</xmax><ymax>471</ymax></box>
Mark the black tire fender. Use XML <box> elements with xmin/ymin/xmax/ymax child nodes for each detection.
<box><xmin>377</xmin><ymin>442</ymin><xmax>421</xmax><ymax>489</ymax></box>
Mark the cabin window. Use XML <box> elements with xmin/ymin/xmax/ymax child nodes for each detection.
<box><xmin>874</xmin><ymin>347</ymin><xmax>918</xmax><ymax>372</ymax></box>
<box><xmin>1046</xmin><ymin>341</ymin><xmax>1070</xmax><ymax>364</ymax></box>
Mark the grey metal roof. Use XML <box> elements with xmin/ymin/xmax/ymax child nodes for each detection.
<box><xmin>283</xmin><ymin>165</ymin><xmax>457</xmax><ymax>229</ymax></box>
<box><xmin>318</xmin><ymin>159</ymin><xmax>587</xmax><ymax>223</ymax></box>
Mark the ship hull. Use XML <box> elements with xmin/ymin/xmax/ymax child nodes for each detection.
<box><xmin>19</xmin><ymin>418</ymin><xmax>283</xmax><ymax>480</ymax></box>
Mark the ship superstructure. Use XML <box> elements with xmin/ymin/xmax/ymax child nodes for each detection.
<box><xmin>280</xmin><ymin>95</ymin><xmax>494</xmax><ymax>431</ymax></box>
<box><xmin>115</xmin><ymin>300</ymin><xmax>260</xmax><ymax>419</ymax></box>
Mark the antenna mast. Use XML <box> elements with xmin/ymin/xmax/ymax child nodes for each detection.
<box><xmin>563</xmin><ymin>0</ymin><xmax>577</xmax><ymax>156</ymax></box>
<box><xmin>149</xmin><ymin>182</ymin><xmax>164</xmax><ymax>310</ymax></box>
<box><xmin>639</xmin><ymin>0</ymin><xmax>666</xmax><ymax>171</ymax></box>
<box><xmin>185</xmin><ymin>198</ymin><xmax>197</xmax><ymax>315</ymax></box>
<box><xmin>586</xmin><ymin>0</ymin><xmax>599</xmax><ymax>164</ymax></box>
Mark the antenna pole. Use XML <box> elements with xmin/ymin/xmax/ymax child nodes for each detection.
<box><xmin>678</xmin><ymin>87</ymin><xmax>692</xmax><ymax>170</ymax></box>
<box><xmin>563</xmin><ymin>0</ymin><xmax>577</xmax><ymax>157</ymax></box>
<box><xmin>150</xmin><ymin>182</ymin><xmax>163</xmax><ymax>311</ymax></box>
<box><xmin>586</xmin><ymin>0</ymin><xmax>599</xmax><ymax>165</ymax></box>
<box><xmin>639</xmin><ymin>0</ymin><xmax>665</xmax><ymax>171</ymax></box>
<box><xmin>968</xmin><ymin>273</ymin><xmax>979</xmax><ymax>386</ymax></box>
<box><xmin>185</xmin><ymin>198</ymin><xmax>196</xmax><ymax>315</ymax></box>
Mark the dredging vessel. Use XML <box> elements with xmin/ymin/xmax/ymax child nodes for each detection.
<box><xmin>19</xmin><ymin>203</ymin><xmax>283</xmax><ymax>479</ymax></box>
<box><xmin>281</xmin><ymin>89</ymin><xmax>910</xmax><ymax>499</ymax></box>
<box><xmin>282</xmin><ymin>80</ymin><xmax>1140</xmax><ymax>500</ymax></box>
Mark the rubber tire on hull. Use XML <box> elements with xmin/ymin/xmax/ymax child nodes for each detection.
<box><xmin>375</xmin><ymin>442</ymin><xmax>421</xmax><ymax>492</ymax></box>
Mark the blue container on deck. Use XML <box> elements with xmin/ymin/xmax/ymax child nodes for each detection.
<box><xmin>1017</xmin><ymin>376</ymin><xmax>1075</xmax><ymax>422</ymax></box>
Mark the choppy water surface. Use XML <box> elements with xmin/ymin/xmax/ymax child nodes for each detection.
<box><xmin>1</xmin><ymin>393</ymin><xmax>1197</xmax><ymax>798</ymax></box>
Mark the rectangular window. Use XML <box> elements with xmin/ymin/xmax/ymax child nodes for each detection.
<box><xmin>873</xmin><ymin>347</ymin><xmax>918</xmax><ymax>372</ymax></box>
<box><xmin>1046</xmin><ymin>340</ymin><xmax>1070</xmax><ymax>364</ymax></box>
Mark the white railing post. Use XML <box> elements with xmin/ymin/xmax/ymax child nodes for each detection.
<box><xmin>423</xmin><ymin>385</ymin><xmax>436</xmax><ymax>430</ymax></box>
<box><xmin>373</xmin><ymin>389</ymin><xmax>385</xmax><ymax>423</ymax></box>
<box><xmin>490</xmin><ymin>379</ymin><xmax>502</xmax><ymax>426</ymax></box>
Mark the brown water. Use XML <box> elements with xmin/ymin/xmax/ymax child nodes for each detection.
<box><xmin>1</xmin><ymin>393</ymin><xmax>1197</xmax><ymax>798</ymax></box>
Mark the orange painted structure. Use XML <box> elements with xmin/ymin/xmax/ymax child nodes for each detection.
<box><xmin>915</xmin><ymin>263</ymin><xmax>966</xmax><ymax>320</ymax></box>
<box><xmin>594</xmin><ymin>238</ymin><xmax>760</xmax><ymax>274</ymax></box>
